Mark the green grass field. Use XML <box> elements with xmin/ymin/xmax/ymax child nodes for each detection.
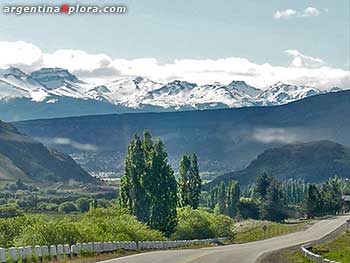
<box><xmin>233</xmin><ymin>219</ymin><xmax>313</xmax><ymax>244</ymax></box>
<box><xmin>312</xmin><ymin>231</ymin><xmax>350</xmax><ymax>262</ymax></box>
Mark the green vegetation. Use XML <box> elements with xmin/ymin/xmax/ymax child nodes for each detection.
<box><xmin>0</xmin><ymin>208</ymin><xmax>164</xmax><ymax>248</ymax></box>
<box><xmin>0</xmin><ymin>179</ymin><xmax>117</xmax><ymax>217</ymax></box>
<box><xmin>312</xmin><ymin>231</ymin><xmax>350</xmax><ymax>262</ymax></box>
<box><xmin>304</xmin><ymin>177</ymin><xmax>344</xmax><ymax>218</ymax></box>
<box><xmin>260</xmin><ymin>247</ymin><xmax>313</xmax><ymax>263</ymax></box>
<box><xmin>172</xmin><ymin>207</ymin><xmax>234</xmax><ymax>240</ymax></box>
<box><xmin>1</xmin><ymin>128</ymin><xmax>349</xmax><ymax>255</ymax></box>
<box><xmin>119</xmin><ymin>131</ymin><xmax>177</xmax><ymax>236</ymax></box>
<box><xmin>233</xmin><ymin>219</ymin><xmax>312</xmax><ymax>244</ymax></box>
<box><xmin>206</xmin><ymin>173</ymin><xmax>289</xmax><ymax>222</ymax></box>
<box><xmin>178</xmin><ymin>154</ymin><xmax>202</xmax><ymax>209</ymax></box>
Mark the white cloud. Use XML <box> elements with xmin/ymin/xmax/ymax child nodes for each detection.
<box><xmin>35</xmin><ymin>137</ymin><xmax>99</xmax><ymax>151</ymax></box>
<box><xmin>274</xmin><ymin>9</ymin><xmax>297</xmax><ymax>19</ymax></box>
<box><xmin>285</xmin><ymin>50</ymin><xmax>327</xmax><ymax>68</ymax></box>
<box><xmin>302</xmin><ymin>7</ymin><xmax>321</xmax><ymax>17</ymax></box>
<box><xmin>274</xmin><ymin>7</ymin><xmax>323</xmax><ymax>19</ymax></box>
<box><xmin>0</xmin><ymin>41</ymin><xmax>43</xmax><ymax>71</ymax></box>
<box><xmin>252</xmin><ymin>128</ymin><xmax>299</xmax><ymax>144</ymax></box>
<box><xmin>0</xmin><ymin>41</ymin><xmax>349</xmax><ymax>90</ymax></box>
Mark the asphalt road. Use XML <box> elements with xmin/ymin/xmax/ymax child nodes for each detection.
<box><xmin>101</xmin><ymin>216</ymin><xmax>347</xmax><ymax>263</ymax></box>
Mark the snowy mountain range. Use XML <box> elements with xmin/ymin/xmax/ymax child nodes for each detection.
<box><xmin>0</xmin><ymin>67</ymin><xmax>345</xmax><ymax>121</ymax></box>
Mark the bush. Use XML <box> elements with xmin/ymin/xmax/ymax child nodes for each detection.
<box><xmin>237</xmin><ymin>198</ymin><xmax>260</xmax><ymax>220</ymax></box>
<box><xmin>14</xmin><ymin>218</ymin><xmax>83</xmax><ymax>246</ymax></box>
<box><xmin>58</xmin><ymin>202</ymin><xmax>78</xmax><ymax>213</ymax></box>
<box><xmin>0</xmin><ymin>205</ymin><xmax>23</xmax><ymax>218</ymax></box>
<box><xmin>172</xmin><ymin>207</ymin><xmax>234</xmax><ymax>240</ymax></box>
<box><xmin>76</xmin><ymin>198</ymin><xmax>90</xmax><ymax>213</ymax></box>
<box><xmin>0</xmin><ymin>208</ymin><xmax>165</xmax><ymax>247</ymax></box>
<box><xmin>77</xmin><ymin>208</ymin><xmax>165</xmax><ymax>242</ymax></box>
<box><xmin>0</xmin><ymin>216</ymin><xmax>37</xmax><ymax>247</ymax></box>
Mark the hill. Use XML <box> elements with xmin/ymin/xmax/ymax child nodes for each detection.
<box><xmin>13</xmin><ymin>90</ymin><xmax>350</xmax><ymax>176</ymax></box>
<box><xmin>0</xmin><ymin>120</ymin><xmax>95</xmax><ymax>185</ymax></box>
<box><xmin>205</xmin><ymin>140</ymin><xmax>350</xmax><ymax>188</ymax></box>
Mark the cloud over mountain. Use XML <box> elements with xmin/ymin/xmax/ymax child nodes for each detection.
<box><xmin>0</xmin><ymin>41</ymin><xmax>349</xmax><ymax>90</ymax></box>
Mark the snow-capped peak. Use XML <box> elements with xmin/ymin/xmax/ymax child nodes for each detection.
<box><xmin>28</xmin><ymin>67</ymin><xmax>84</xmax><ymax>90</ymax></box>
<box><xmin>227</xmin><ymin>80</ymin><xmax>262</xmax><ymax>97</ymax></box>
<box><xmin>0</xmin><ymin>67</ymin><xmax>27</xmax><ymax>79</ymax></box>
<box><xmin>0</xmin><ymin>67</ymin><xmax>344</xmax><ymax>116</ymax></box>
<box><xmin>258</xmin><ymin>82</ymin><xmax>322</xmax><ymax>105</ymax></box>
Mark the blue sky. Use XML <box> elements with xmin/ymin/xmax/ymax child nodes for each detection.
<box><xmin>0</xmin><ymin>0</ymin><xmax>349</xmax><ymax>89</ymax></box>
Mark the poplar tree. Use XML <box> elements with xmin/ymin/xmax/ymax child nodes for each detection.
<box><xmin>188</xmin><ymin>154</ymin><xmax>202</xmax><ymax>209</ymax></box>
<box><xmin>226</xmin><ymin>181</ymin><xmax>240</xmax><ymax>217</ymax></box>
<box><xmin>148</xmin><ymin>139</ymin><xmax>177</xmax><ymax>235</ymax></box>
<box><xmin>178</xmin><ymin>155</ymin><xmax>191</xmax><ymax>207</ymax></box>
<box><xmin>119</xmin><ymin>134</ymin><xmax>148</xmax><ymax>223</ymax></box>
<box><xmin>217</xmin><ymin>182</ymin><xmax>227</xmax><ymax>214</ymax></box>
<box><xmin>178</xmin><ymin>154</ymin><xmax>202</xmax><ymax>209</ymax></box>
<box><xmin>119</xmin><ymin>131</ymin><xmax>178</xmax><ymax>235</ymax></box>
<box><xmin>260</xmin><ymin>179</ymin><xmax>288</xmax><ymax>222</ymax></box>
<box><xmin>304</xmin><ymin>184</ymin><xmax>322</xmax><ymax>218</ymax></box>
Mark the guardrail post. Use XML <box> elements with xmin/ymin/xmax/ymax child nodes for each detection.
<box><xmin>9</xmin><ymin>247</ymin><xmax>17</xmax><ymax>263</ymax></box>
<box><xmin>64</xmin><ymin>245</ymin><xmax>71</xmax><ymax>258</ymax></box>
<box><xmin>34</xmin><ymin>245</ymin><xmax>42</xmax><ymax>261</ymax></box>
<box><xmin>0</xmin><ymin>248</ymin><xmax>6</xmax><ymax>263</ymax></box>
<box><xmin>57</xmin><ymin>245</ymin><xmax>64</xmax><ymax>260</ymax></box>
<box><xmin>24</xmin><ymin>246</ymin><xmax>32</xmax><ymax>260</ymax></box>
<box><xmin>71</xmin><ymin>245</ymin><xmax>77</xmax><ymax>258</ymax></box>
<box><xmin>18</xmin><ymin>247</ymin><xmax>25</xmax><ymax>262</ymax></box>
<box><xmin>49</xmin><ymin>245</ymin><xmax>57</xmax><ymax>261</ymax></box>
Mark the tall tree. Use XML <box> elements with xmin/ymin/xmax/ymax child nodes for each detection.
<box><xmin>148</xmin><ymin>139</ymin><xmax>177</xmax><ymax>236</ymax></box>
<box><xmin>260</xmin><ymin>179</ymin><xmax>288</xmax><ymax>222</ymax></box>
<box><xmin>188</xmin><ymin>154</ymin><xmax>202</xmax><ymax>209</ymax></box>
<box><xmin>119</xmin><ymin>134</ymin><xmax>148</xmax><ymax>223</ymax></box>
<box><xmin>178</xmin><ymin>154</ymin><xmax>202</xmax><ymax>209</ymax></box>
<box><xmin>178</xmin><ymin>155</ymin><xmax>191</xmax><ymax>207</ymax></box>
<box><xmin>119</xmin><ymin>131</ymin><xmax>178</xmax><ymax>235</ymax></box>
<box><xmin>217</xmin><ymin>182</ymin><xmax>227</xmax><ymax>214</ymax></box>
<box><xmin>255</xmin><ymin>172</ymin><xmax>273</xmax><ymax>200</ymax></box>
<box><xmin>226</xmin><ymin>181</ymin><xmax>240</xmax><ymax>218</ymax></box>
<box><xmin>320</xmin><ymin>177</ymin><xmax>343</xmax><ymax>215</ymax></box>
<box><xmin>304</xmin><ymin>184</ymin><xmax>322</xmax><ymax>218</ymax></box>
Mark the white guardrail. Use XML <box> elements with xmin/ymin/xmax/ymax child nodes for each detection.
<box><xmin>300</xmin><ymin>245</ymin><xmax>340</xmax><ymax>263</ymax></box>
<box><xmin>0</xmin><ymin>238</ymin><xmax>227</xmax><ymax>262</ymax></box>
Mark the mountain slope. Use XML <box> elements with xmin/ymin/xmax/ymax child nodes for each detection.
<box><xmin>205</xmin><ymin>140</ymin><xmax>350</xmax><ymax>188</ymax></box>
<box><xmin>13</xmin><ymin>90</ymin><xmax>350</xmax><ymax>175</ymax></box>
<box><xmin>0</xmin><ymin>120</ymin><xmax>95</xmax><ymax>184</ymax></box>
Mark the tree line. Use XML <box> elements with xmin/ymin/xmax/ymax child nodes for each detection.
<box><xmin>304</xmin><ymin>177</ymin><xmax>344</xmax><ymax>218</ymax></box>
<box><xmin>206</xmin><ymin>173</ymin><xmax>346</xmax><ymax>222</ymax></box>
<box><xmin>118</xmin><ymin>130</ymin><xmax>347</xmax><ymax>235</ymax></box>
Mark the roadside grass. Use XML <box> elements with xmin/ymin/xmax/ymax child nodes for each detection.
<box><xmin>234</xmin><ymin>219</ymin><xmax>313</xmax><ymax>244</ymax></box>
<box><xmin>312</xmin><ymin>231</ymin><xmax>350</xmax><ymax>262</ymax></box>
<box><xmin>258</xmin><ymin>245</ymin><xmax>313</xmax><ymax>263</ymax></box>
<box><xmin>288</xmin><ymin>251</ymin><xmax>313</xmax><ymax>263</ymax></box>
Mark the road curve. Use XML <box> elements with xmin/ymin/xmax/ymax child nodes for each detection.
<box><xmin>101</xmin><ymin>216</ymin><xmax>348</xmax><ymax>263</ymax></box>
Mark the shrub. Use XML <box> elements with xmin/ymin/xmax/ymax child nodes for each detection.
<box><xmin>58</xmin><ymin>202</ymin><xmax>78</xmax><ymax>213</ymax></box>
<box><xmin>0</xmin><ymin>205</ymin><xmax>23</xmax><ymax>218</ymax></box>
<box><xmin>76</xmin><ymin>198</ymin><xmax>90</xmax><ymax>213</ymax></box>
<box><xmin>77</xmin><ymin>208</ymin><xmax>165</xmax><ymax>242</ymax></box>
<box><xmin>14</xmin><ymin>218</ymin><xmax>82</xmax><ymax>246</ymax></box>
<box><xmin>172</xmin><ymin>207</ymin><xmax>234</xmax><ymax>240</ymax></box>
